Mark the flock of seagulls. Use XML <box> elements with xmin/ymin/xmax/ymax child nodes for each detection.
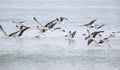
<box><xmin>0</xmin><ymin>17</ymin><xmax>120</xmax><ymax>47</ymax></box>
<box><xmin>81</xmin><ymin>19</ymin><xmax>120</xmax><ymax>47</ymax></box>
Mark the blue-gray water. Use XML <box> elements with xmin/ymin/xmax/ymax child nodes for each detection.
<box><xmin>0</xmin><ymin>0</ymin><xmax>120</xmax><ymax>70</ymax></box>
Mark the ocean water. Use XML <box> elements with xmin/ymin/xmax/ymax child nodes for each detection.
<box><xmin>0</xmin><ymin>0</ymin><xmax>120</xmax><ymax>70</ymax></box>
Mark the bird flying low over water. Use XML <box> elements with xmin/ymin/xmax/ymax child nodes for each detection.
<box><xmin>84</xmin><ymin>29</ymin><xmax>104</xmax><ymax>40</ymax></box>
<box><xmin>65</xmin><ymin>30</ymin><xmax>76</xmax><ymax>44</ymax></box>
<box><xmin>33</xmin><ymin>17</ymin><xmax>68</xmax><ymax>38</ymax></box>
<box><xmin>34</xmin><ymin>17</ymin><xmax>57</xmax><ymax>27</ymax></box>
<box><xmin>65</xmin><ymin>30</ymin><xmax>76</xmax><ymax>40</ymax></box>
<box><xmin>84</xmin><ymin>19</ymin><xmax>97</xmax><ymax>26</ymax></box>
<box><xmin>92</xmin><ymin>24</ymin><xmax>105</xmax><ymax>31</ymax></box>
<box><xmin>33</xmin><ymin>17</ymin><xmax>60</xmax><ymax>38</ymax></box>
<box><xmin>80</xmin><ymin>19</ymin><xmax>105</xmax><ymax>31</ymax></box>
<box><xmin>80</xmin><ymin>19</ymin><xmax>97</xmax><ymax>27</ymax></box>
<box><xmin>53</xmin><ymin>27</ymin><xmax>66</xmax><ymax>32</ymax></box>
<box><xmin>87</xmin><ymin>38</ymin><xmax>97</xmax><ymax>45</ymax></box>
<box><xmin>12</xmin><ymin>20</ymin><xmax>28</xmax><ymax>30</ymax></box>
<box><xmin>87</xmin><ymin>35</ymin><xmax>112</xmax><ymax>47</ymax></box>
<box><xmin>56</xmin><ymin>17</ymin><xmax>68</xmax><ymax>24</ymax></box>
<box><xmin>33</xmin><ymin>17</ymin><xmax>58</xmax><ymax>34</ymax></box>
<box><xmin>97</xmin><ymin>35</ymin><xmax>112</xmax><ymax>48</ymax></box>
<box><xmin>91</xmin><ymin>31</ymin><xmax>104</xmax><ymax>38</ymax></box>
<box><xmin>0</xmin><ymin>24</ymin><xmax>30</xmax><ymax>38</ymax></box>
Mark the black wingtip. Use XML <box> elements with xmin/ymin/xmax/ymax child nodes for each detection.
<box><xmin>87</xmin><ymin>39</ymin><xmax>94</xmax><ymax>45</ymax></box>
<box><xmin>26</xmin><ymin>27</ymin><xmax>30</xmax><ymax>29</ymax></box>
<box><xmin>33</xmin><ymin>17</ymin><xmax>36</xmax><ymax>20</ymax></box>
<box><xmin>0</xmin><ymin>24</ymin><xmax>3</xmax><ymax>30</ymax></box>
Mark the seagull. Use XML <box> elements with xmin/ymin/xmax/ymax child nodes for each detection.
<box><xmin>33</xmin><ymin>17</ymin><xmax>68</xmax><ymax>30</ymax></box>
<box><xmin>91</xmin><ymin>24</ymin><xmax>105</xmax><ymax>31</ymax></box>
<box><xmin>84</xmin><ymin>19</ymin><xmax>97</xmax><ymax>26</ymax></box>
<box><xmin>65</xmin><ymin>31</ymin><xmax>76</xmax><ymax>44</ymax></box>
<box><xmin>65</xmin><ymin>31</ymin><xmax>76</xmax><ymax>40</ymax></box>
<box><xmin>33</xmin><ymin>17</ymin><xmax>57</xmax><ymax>30</ymax></box>
<box><xmin>91</xmin><ymin>31</ymin><xmax>104</xmax><ymax>38</ymax></box>
<box><xmin>33</xmin><ymin>17</ymin><xmax>57</xmax><ymax>27</ymax></box>
<box><xmin>9</xmin><ymin>27</ymin><xmax>30</xmax><ymax>38</ymax></box>
<box><xmin>0</xmin><ymin>24</ymin><xmax>30</xmax><ymax>38</ymax></box>
<box><xmin>53</xmin><ymin>27</ymin><xmax>66</xmax><ymax>32</ymax></box>
<box><xmin>84</xmin><ymin>29</ymin><xmax>104</xmax><ymax>40</ymax></box>
<box><xmin>97</xmin><ymin>35</ymin><xmax>112</xmax><ymax>47</ymax></box>
<box><xmin>40</xmin><ymin>22</ymin><xmax>57</xmax><ymax>33</ymax></box>
<box><xmin>80</xmin><ymin>19</ymin><xmax>97</xmax><ymax>27</ymax></box>
<box><xmin>17</xmin><ymin>27</ymin><xmax>30</xmax><ymax>37</ymax></box>
<box><xmin>56</xmin><ymin>17</ymin><xmax>68</xmax><ymax>24</ymax></box>
<box><xmin>80</xmin><ymin>19</ymin><xmax>105</xmax><ymax>31</ymax></box>
<box><xmin>33</xmin><ymin>17</ymin><xmax>58</xmax><ymax>37</ymax></box>
<box><xmin>87</xmin><ymin>35</ymin><xmax>112</xmax><ymax>47</ymax></box>
<box><xmin>12</xmin><ymin>20</ymin><xmax>28</xmax><ymax>30</ymax></box>
<box><xmin>87</xmin><ymin>38</ymin><xmax>97</xmax><ymax>45</ymax></box>
<box><xmin>33</xmin><ymin>17</ymin><xmax>56</xmax><ymax>29</ymax></box>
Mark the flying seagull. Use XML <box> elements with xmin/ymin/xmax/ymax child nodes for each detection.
<box><xmin>56</xmin><ymin>17</ymin><xmax>68</xmax><ymax>24</ymax></box>
<box><xmin>0</xmin><ymin>24</ymin><xmax>30</xmax><ymax>38</ymax></box>
<box><xmin>80</xmin><ymin>19</ymin><xmax>97</xmax><ymax>27</ymax></box>
<box><xmin>87</xmin><ymin>35</ymin><xmax>112</xmax><ymax>47</ymax></box>
<box><xmin>12</xmin><ymin>20</ymin><xmax>28</xmax><ymax>30</ymax></box>
<box><xmin>83</xmin><ymin>29</ymin><xmax>104</xmax><ymax>40</ymax></box>
<box><xmin>65</xmin><ymin>30</ymin><xmax>76</xmax><ymax>40</ymax></box>
<box><xmin>33</xmin><ymin>17</ymin><xmax>58</xmax><ymax>34</ymax></box>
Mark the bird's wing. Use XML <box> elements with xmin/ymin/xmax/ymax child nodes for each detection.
<box><xmin>54</xmin><ymin>27</ymin><xmax>66</xmax><ymax>32</ymax></box>
<box><xmin>87</xmin><ymin>39</ymin><xmax>94</xmax><ymax>45</ymax></box>
<box><xmin>18</xmin><ymin>27</ymin><xmax>30</xmax><ymax>36</ymax></box>
<box><xmin>60</xmin><ymin>17</ymin><xmax>68</xmax><ymax>21</ymax></box>
<box><xmin>84</xmin><ymin>19</ymin><xmax>97</xmax><ymax>26</ymax></box>
<box><xmin>44</xmin><ymin>19</ymin><xmax>57</xmax><ymax>27</ymax></box>
<box><xmin>8</xmin><ymin>31</ymin><xmax>20</xmax><ymax>37</ymax></box>
<box><xmin>97</xmin><ymin>24</ymin><xmax>105</xmax><ymax>29</ymax></box>
<box><xmin>85</xmin><ymin>35</ymin><xmax>90</xmax><ymax>40</ymax></box>
<box><xmin>88</xmin><ymin>19</ymin><xmax>97</xmax><ymax>25</ymax></box>
<box><xmin>12</xmin><ymin>20</ymin><xmax>25</xmax><ymax>23</ymax></box>
<box><xmin>72</xmin><ymin>31</ymin><xmax>76</xmax><ymax>38</ymax></box>
<box><xmin>48</xmin><ymin>22</ymin><xmax>57</xmax><ymax>29</ymax></box>
<box><xmin>0</xmin><ymin>25</ymin><xmax>8</xmax><ymax>36</ymax></box>
<box><xmin>33</xmin><ymin>17</ymin><xmax>44</xmax><ymax>27</ymax></box>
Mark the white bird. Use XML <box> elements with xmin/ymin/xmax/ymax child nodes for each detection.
<box><xmin>65</xmin><ymin>31</ymin><xmax>76</xmax><ymax>40</ymax></box>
